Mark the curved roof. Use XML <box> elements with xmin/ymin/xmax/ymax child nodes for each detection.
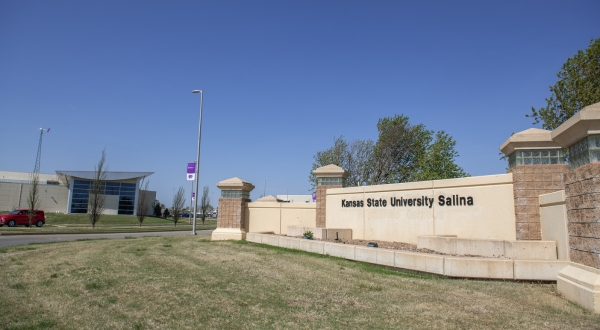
<box><xmin>55</xmin><ymin>171</ymin><xmax>153</xmax><ymax>181</ymax></box>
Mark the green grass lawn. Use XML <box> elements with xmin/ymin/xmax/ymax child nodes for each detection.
<box><xmin>0</xmin><ymin>212</ymin><xmax>217</xmax><ymax>234</ymax></box>
<box><xmin>1</xmin><ymin>236</ymin><xmax>599</xmax><ymax>329</ymax></box>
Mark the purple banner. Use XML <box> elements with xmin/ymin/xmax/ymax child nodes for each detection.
<box><xmin>187</xmin><ymin>162</ymin><xmax>196</xmax><ymax>181</ymax></box>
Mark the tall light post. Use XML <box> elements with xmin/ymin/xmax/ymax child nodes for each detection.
<box><xmin>191</xmin><ymin>90</ymin><xmax>203</xmax><ymax>235</ymax></box>
<box><xmin>264</xmin><ymin>178</ymin><xmax>268</xmax><ymax>197</ymax></box>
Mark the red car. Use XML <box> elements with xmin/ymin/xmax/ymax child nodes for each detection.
<box><xmin>0</xmin><ymin>209</ymin><xmax>46</xmax><ymax>227</ymax></box>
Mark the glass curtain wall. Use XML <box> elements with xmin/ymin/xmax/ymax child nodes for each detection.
<box><xmin>508</xmin><ymin>149</ymin><xmax>566</xmax><ymax>169</ymax></box>
<box><xmin>70</xmin><ymin>180</ymin><xmax>136</xmax><ymax>214</ymax></box>
<box><xmin>568</xmin><ymin>135</ymin><xmax>600</xmax><ymax>169</ymax></box>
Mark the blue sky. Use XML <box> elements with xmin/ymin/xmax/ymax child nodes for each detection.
<box><xmin>1</xmin><ymin>1</ymin><xmax>599</xmax><ymax>206</ymax></box>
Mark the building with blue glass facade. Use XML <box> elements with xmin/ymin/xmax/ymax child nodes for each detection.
<box><xmin>56</xmin><ymin>171</ymin><xmax>154</xmax><ymax>215</ymax></box>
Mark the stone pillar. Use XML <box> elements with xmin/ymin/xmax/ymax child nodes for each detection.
<box><xmin>507</xmin><ymin>165</ymin><xmax>569</xmax><ymax>240</ymax></box>
<box><xmin>313</xmin><ymin>164</ymin><xmax>348</xmax><ymax>228</ymax></box>
<box><xmin>500</xmin><ymin>128</ymin><xmax>568</xmax><ymax>240</ymax></box>
<box><xmin>552</xmin><ymin>101</ymin><xmax>600</xmax><ymax>269</ymax></box>
<box><xmin>564</xmin><ymin>164</ymin><xmax>600</xmax><ymax>268</ymax></box>
<box><xmin>211</xmin><ymin>177</ymin><xmax>254</xmax><ymax>241</ymax></box>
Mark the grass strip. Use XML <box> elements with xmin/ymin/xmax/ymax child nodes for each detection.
<box><xmin>1</xmin><ymin>236</ymin><xmax>598</xmax><ymax>329</ymax></box>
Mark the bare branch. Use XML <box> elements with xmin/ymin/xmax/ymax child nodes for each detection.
<box><xmin>88</xmin><ymin>148</ymin><xmax>108</xmax><ymax>228</ymax></box>
<box><xmin>136</xmin><ymin>179</ymin><xmax>150</xmax><ymax>227</ymax></box>
<box><xmin>26</xmin><ymin>173</ymin><xmax>41</xmax><ymax>227</ymax></box>
<box><xmin>171</xmin><ymin>186</ymin><xmax>186</xmax><ymax>226</ymax></box>
<box><xmin>200</xmin><ymin>186</ymin><xmax>211</xmax><ymax>226</ymax></box>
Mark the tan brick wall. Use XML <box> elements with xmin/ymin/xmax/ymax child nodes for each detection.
<box><xmin>565</xmin><ymin>163</ymin><xmax>600</xmax><ymax>269</ymax></box>
<box><xmin>216</xmin><ymin>197</ymin><xmax>250</xmax><ymax>229</ymax></box>
<box><xmin>508</xmin><ymin>164</ymin><xmax>569</xmax><ymax>240</ymax></box>
<box><xmin>316</xmin><ymin>185</ymin><xmax>341</xmax><ymax>228</ymax></box>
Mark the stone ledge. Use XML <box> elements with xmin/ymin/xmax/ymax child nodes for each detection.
<box><xmin>539</xmin><ymin>190</ymin><xmax>565</xmax><ymax>206</ymax></box>
<box><xmin>514</xmin><ymin>260</ymin><xmax>570</xmax><ymax>281</ymax></box>
<box><xmin>324</xmin><ymin>242</ymin><xmax>355</xmax><ymax>259</ymax></box>
<box><xmin>247</xmin><ymin>233</ymin><xmax>571</xmax><ymax>282</ymax></box>
<box><xmin>417</xmin><ymin>235</ymin><xmax>457</xmax><ymax>255</ymax></box>
<box><xmin>246</xmin><ymin>232</ymin><xmax>262</xmax><ymax>244</ymax></box>
<box><xmin>444</xmin><ymin>257</ymin><xmax>514</xmax><ymax>279</ymax></box>
<box><xmin>418</xmin><ymin>235</ymin><xmax>557</xmax><ymax>260</ymax></box>
<box><xmin>299</xmin><ymin>239</ymin><xmax>325</xmax><ymax>254</ymax></box>
<box><xmin>211</xmin><ymin>228</ymin><xmax>246</xmax><ymax>241</ymax></box>
<box><xmin>355</xmin><ymin>246</ymin><xmax>377</xmax><ymax>264</ymax></box>
<box><xmin>395</xmin><ymin>250</ymin><xmax>445</xmax><ymax>275</ymax></box>
<box><xmin>557</xmin><ymin>263</ymin><xmax>600</xmax><ymax>313</ymax></box>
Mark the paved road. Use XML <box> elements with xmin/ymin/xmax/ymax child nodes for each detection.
<box><xmin>0</xmin><ymin>230</ymin><xmax>214</xmax><ymax>248</ymax></box>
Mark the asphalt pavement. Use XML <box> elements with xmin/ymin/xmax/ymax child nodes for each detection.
<box><xmin>0</xmin><ymin>229</ymin><xmax>214</xmax><ymax>248</ymax></box>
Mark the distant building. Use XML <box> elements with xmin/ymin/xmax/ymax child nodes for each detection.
<box><xmin>276</xmin><ymin>195</ymin><xmax>314</xmax><ymax>203</ymax></box>
<box><xmin>0</xmin><ymin>170</ymin><xmax>155</xmax><ymax>215</ymax></box>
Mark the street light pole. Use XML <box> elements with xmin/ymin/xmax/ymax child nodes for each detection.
<box><xmin>264</xmin><ymin>178</ymin><xmax>268</xmax><ymax>197</ymax></box>
<box><xmin>191</xmin><ymin>90</ymin><xmax>203</xmax><ymax>235</ymax></box>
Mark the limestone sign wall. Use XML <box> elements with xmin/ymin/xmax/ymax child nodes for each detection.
<box><xmin>325</xmin><ymin>174</ymin><xmax>516</xmax><ymax>244</ymax></box>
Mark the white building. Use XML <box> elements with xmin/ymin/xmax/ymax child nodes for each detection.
<box><xmin>0</xmin><ymin>170</ymin><xmax>155</xmax><ymax>215</ymax></box>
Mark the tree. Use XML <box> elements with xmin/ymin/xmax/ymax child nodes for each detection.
<box><xmin>370</xmin><ymin>115</ymin><xmax>431</xmax><ymax>184</ymax></box>
<box><xmin>309</xmin><ymin>115</ymin><xmax>469</xmax><ymax>188</ymax></box>
<box><xmin>88</xmin><ymin>149</ymin><xmax>107</xmax><ymax>228</ymax></box>
<box><xmin>136</xmin><ymin>179</ymin><xmax>150</xmax><ymax>227</ymax></box>
<box><xmin>309</xmin><ymin>136</ymin><xmax>374</xmax><ymax>190</ymax></box>
<box><xmin>528</xmin><ymin>38</ymin><xmax>600</xmax><ymax>130</ymax></box>
<box><xmin>151</xmin><ymin>200</ymin><xmax>163</xmax><ymax>217</ymax></box>
<box><xmin>171</xmin><ymin>186</ymin><xmax>186</xmax><ymax>227</ymax></box>
<box><xmin>415</xmin><ymin>131</ymin><xmax>469</xmax><ymax>181</ymax></box>
<box><xmin>200</xmin><ymin>186</ymin><xmax>211</xmax><ymax>226</ymax></box>
<box><xmin>26</xmin><ymin>173</ymin><xmax>41</xmax><ymax>228</ymax></box>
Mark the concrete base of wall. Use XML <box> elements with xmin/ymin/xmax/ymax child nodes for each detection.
<box><xmin>557</xmin><ymin>263</ymin><xmax>600</xmax><ymax>313</ymax></box>
<box><xmin>211</xmin><ymin>228</ymin><xmax>246</xmax><ymax>241</ymax></box>
<box><xmin>418</xmin><ymin>235</ymin><xmax>557</xmax><ymax>260</ymax></box>
<box><xmin>247</xmin><ymin>233</ymin><xmax>571</xmax><ymax>281</ymax></box>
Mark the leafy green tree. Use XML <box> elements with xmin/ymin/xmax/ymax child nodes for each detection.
<box><xmin>370</xmin><ymin>115</ymin><xmax>431</xmax><ymax>184</ymax></box>
<box><xmin>309</xmin><ymin>115</ymin><xmax>468</xmax><ymax>188</ymax></box>
<box><xmin>415</xmin><ymin>131</ymin><xmax>469</xmax><ymax>181</ymax></box>
<box><xmin>151</xmin><ymin>200</ymin><xmax>162</xmax><ymax>217</ymax></box>
<box><xmin>528</xmin><ymin>38</ymin><xmax>600</xmax><ymax>130</ymax></box>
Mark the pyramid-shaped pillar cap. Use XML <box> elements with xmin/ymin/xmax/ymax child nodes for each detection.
<box><xmin>313</xmin><ymin>164</ymin><xmax>349</xmax><ymax>178</ymax></box>
<box><xmin>216</xmin><ymin>177</ymin><xmax>255</xmax><ymax>191</ymax></box>
<box><xmin>255</xmin><ymin>195</ymin><xmax>284</xmax><ymax>203</ymax></box>
<box><xmin>500</xmin><ymin>128</ymin><xmax>561</xmax><ymax>156</ymax></box>
<box><xmin>551</xmin><ymin>101</ymin><xmax>600</xmax><ymax>148</ymax></box>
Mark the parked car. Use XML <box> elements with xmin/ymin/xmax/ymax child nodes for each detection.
<box><xmin>0</xmin><ymin>209</ymin><xmax>46</xmax><ymax>227</ymax></box>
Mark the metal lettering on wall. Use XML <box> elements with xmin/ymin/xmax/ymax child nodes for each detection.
<box><xmin>341</xmin><ymin>195</ymin><xmax>474</xmax><ymax>208</ymax></box>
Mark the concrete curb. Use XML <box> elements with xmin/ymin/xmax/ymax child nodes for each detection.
<box><xmin>246</xmin><ymin>233</ymin><xmax>570</xmax><ymax>281</ymax></box>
